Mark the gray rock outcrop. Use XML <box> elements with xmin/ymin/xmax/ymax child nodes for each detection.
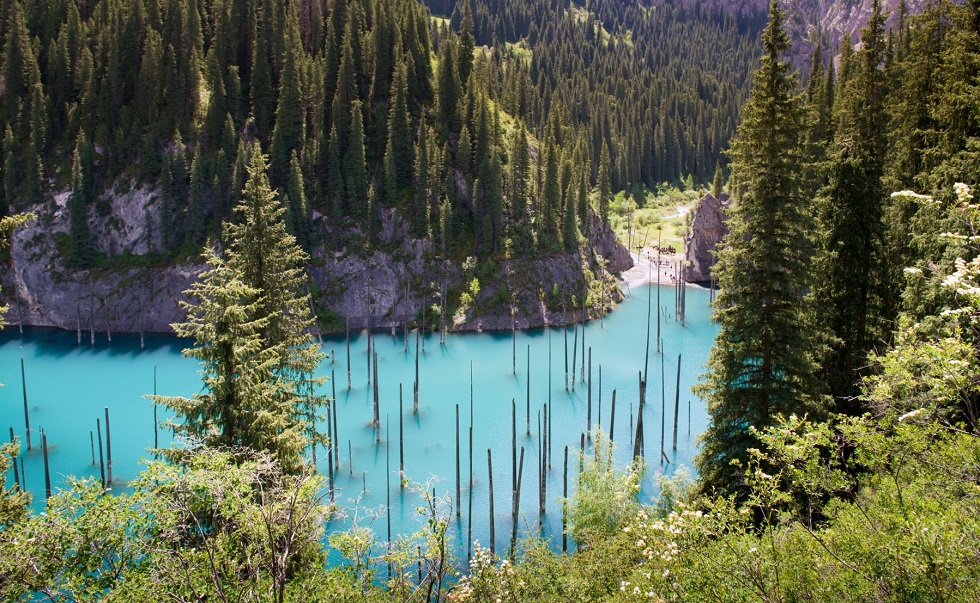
<box><xmin>309</xmin><ymin>210</ymin><xmax>630</xmax><ymax>332</ymax></box>
<box><xmin>3</xmin><ymin>186</ymin><xmax>203</xmax><ymax>334</ymax></box>
<box><xmin>2</xmin><ymin>185</ymin><xmax>632</xmax><ymax>336</ymax></box>
<box><xmin>664</xmin><ymin>0</ymin><xmax>929</xmax><ymax>70</ymax></box>
<box><xmin>684</xmin><ymin>193</ymin><xmax>730</xmax><ymax>284</ymax></box>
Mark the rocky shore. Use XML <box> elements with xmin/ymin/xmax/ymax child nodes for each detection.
<box><xmin>1</xmin><ymin>187</ymin><xmax>633</xmax><ymax>335</ymax></box>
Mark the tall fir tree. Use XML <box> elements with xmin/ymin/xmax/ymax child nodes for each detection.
<box><xmin>286</xmin><ymin>150</ymin><xmax>309</xmax><ymax>249</ymax></box>
<box><xmin>152</xmin><ymin>247</ymin><xmax>295</xmax><ymax>465</ymax></box>
<box><xmin>695</xmin><ymin>0</ymin><xmax>828</xmax><ymax>497</ymax></box>
<box><xmin>1</xmin><ymin>127</ymin><xmax>16</xmax><ymax>217</ymax></box>
<box><xmin>1</xmin><ymin>0</ymin><xmax>40</xmax><ymax>126</ymax></box>
<box><xmin>457</xmin><ymin>0</ymin><xmax>475</xmax><ymax>91</ymax></box>
<box><xmin>477</xmin><ymin>150</ymin><xmax>503</xmax><ymax>255</ymax></box>
<box><xmin>711</xmin><ymin>162</ymin><xmax>724</xmax><ymax>200</ymax></box>
<box><xmin>412</xmin><ymin>124</ymin><xmax>430</xmax><ymax>237</ymax></box>
<box><xmin>384</xmin><ymin>61</ymin><xmax>413</xmax><ymax>200</ymax></box>
<box><xmin>541</xmin><ymin>140</ymin><xmax>561</xmax><ymax>250</ymax></box>
<box><xmin>23</xmin><ymin>83</ymin><xmax>46</xmax><ymax>206</ymax></box>
<box><xmin>344</xmin><ymin>100</ymin><xmax>368</xmax><ymax>221</ymax></box>
<box><xmin>331</xmin><ymin>13</ymin><xmax>359</xmax><ymax>153</ymax></box>
<box><xmin>436</xmin><ymin>37</ymin><xmax>461</xmax><ymax>135</ymax></box>
<box><xmin>507</xmin><ymin>120</ymin><xmax>531</xmax><ymax>249</ymax></box>
<box><xmin>187</xmin><ymin>148</ymin><xmax>208</xmax><ymax>246</ymax></box>
<box><xmin>162</xmin><ymin>143</ymin><xmax>329</xmax><ymax>473</ymax></box>
<box><xmin>327</xmin><ymin>123</ymin><xmax>344</xmax><ymax>230</ymax></box>
<box><xmin>269</xmin><ymin>6</ymin><xmax>305</xmax><ymax>188</ymax></box>
<box><xmin>562</xmin><ymin>176</ymin><xmax>579</xmax><ymax>252</ymax></box>
<box><xmin>816</xmin><ymin>0</ymin><xmax>890</xmax><ymax>409</ymax></box>
<box><xmin>250</xmin><ymin>3</ymin><xmax>275</xmax><ymax>144</ymax></box>
<box><xmin>597</xmin><ymin>142</ymin><xmax>611</xmax><ymax>223</ymax></box>
<box><xmin>68</xmin><ymin>131</ymin><xmax>97</xmax><ymax>267</ymax></box>
<box><xmin>223</xmin><ymin>143</ymin><xmax>326</xmax><ymax>384</ymax></box>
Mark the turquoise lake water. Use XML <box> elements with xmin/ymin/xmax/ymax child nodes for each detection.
<box><xmin>0</xmin><ymin>283</ymin><xmax>717</xmax><ymax>559</ymax></box>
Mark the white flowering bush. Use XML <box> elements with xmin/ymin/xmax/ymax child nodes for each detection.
<box><xmin>447</xmin><ymin>544</ymin><xmax>517</xmax><ymax>602</ymax></box>
<box><xmin>871</xmin><ymin>184</ymin><xmax>980</xmax><ymax>426</ymax></box>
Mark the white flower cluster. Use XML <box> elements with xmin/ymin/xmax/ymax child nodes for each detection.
<box><xmin>943</xmin><ymin>256</ymin><xmax>980</xmax><ymax>299</ymax></box>
<box><xmin>630</xmin><ymin>508</ymin><xmax>706</xmax><ymax>563</ymax></box>
<box><xmin>955</xmin><ymin>182</ymin><xmax>974</xmax><ymax>205</ymax></box>
<box><xmin>891</xmin><ymin>190</ymin><xmax>936</xmax><ymax>203</ymax></box>
<box><xmin>450</xmin><ymin>543</ymin><xmax>516</xmax><ymax>603</ymax></box>
<box><xmin>899</xmin><ymin>408</ymin><xmax>926</xmax><ymax>422</ymax></box>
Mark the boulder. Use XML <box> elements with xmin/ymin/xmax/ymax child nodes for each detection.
<box><xmin>684</xmin><ymin>193</ymin><xmax>730</xmax><ymax>284</ymax></box>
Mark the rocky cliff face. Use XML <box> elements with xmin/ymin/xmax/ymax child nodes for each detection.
<box><xmin>2</xmin><ymin>187</ymin><xmax>632</xmax><ymax>335</ymax></box>
<box><xmin>3</xmin><ymin>186</ymin><xmax>203</xmax><ymax>335</ymax></box>
<box><xmin>308</xmin><ymin>210</ymin><xmax>632</xmax><ymax>333</ymax></box>
<box><xmin>668</xmin><ymin>0</ymin><xmax>928</xmax><ymax>69</ymax></box>
<box><xmin>684</xmin><ymin>192</ymin><xmax>729</xmax><ymax>284</ymax></box>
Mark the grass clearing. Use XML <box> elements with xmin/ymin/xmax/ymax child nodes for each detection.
<box><xmin>608</xmin><ymin>184</ymin><xmax>705</xmax><ymax>253</ymax></box>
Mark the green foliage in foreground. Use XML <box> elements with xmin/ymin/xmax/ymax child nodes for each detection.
<box><xmin>3</xmin><ymin>183</ymin><xmax>980</xmax><ymax>601</ymax></box>
<box><xmin>2</xmin><ymin>399</ymin><xmax>978</xmax><ymax>602</ymax></box>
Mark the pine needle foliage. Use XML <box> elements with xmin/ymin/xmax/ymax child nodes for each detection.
<box><xmin>155</xmin><ymin>145</ymin><xmax>326</xmax><ymax>473</ymax></box>
<box><xmin>695</xmin><ymin>0</ymin><xmax>829</xmax><ymax>498</ymax></box>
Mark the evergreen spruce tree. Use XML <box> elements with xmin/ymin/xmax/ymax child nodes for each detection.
<box><xmin>187</xmin><ymin>148</ymin><xmax>208</xmax><ymax>246</ymax></box>
<box><xmin>1</xmin><ymin>0</ymin><xmax>40</xmax><ymax>126</ymax></box>
<box><xmin>457</xmin><ymin>123</ymin><xmax>472</xmax><ymax>174</ymax></box>
<box><xmin>68</xmin><ymin>132</ymin><xmax>97</xmax><ymax>267</ymax></box>
<box><xmin>541</xmin><ymin>141</ymin><xmax>561</xmax><ymax>249</ymax></box>
<box><xmin>153</xmin><ymin>247</ymin><xmax>291</xmax><ymax>461</ymax></box>
<box><xmin>203</xmin><ymin>39</ymin><xmax>229</xmax><ymax>153</ymax></box>
<box><xmin>507</xmin><ymin>120</ymin><xmax>531</xmax><ymax>248</ymax></box>
<box><xmin>457</xmin><ymin>0</ymin><xmax>475</xmax><ymax>90</ymax></box>
<box><xmin>1</xmin><ymin>127</ymin><xmax>16</xmax><ymax>217</ymax></box>
<box><xmin>168</xmin><ymin>143</ymin><xmax>190</xmax><ymax>246</ymax></box>
<box><xmin>562</xmin><ymin>178</ymin><xmax>579</xmax><ymax>251</ymax></box>
<box><xmin>413</xmin><ymin>124</ymin><xmax>430</xmax><ymax>237</ymax></box>
<box><xmin>712</xmin><ymin>162</ymin><xmax>724</xmax><ymax>200</ymax></box>
<box><xmin>158</xmin><ymin>154</ymin><xmax>177</xmax><ymax>251</ymax></box>
<box><xmin>384</xmin><ymin>61</ymin><xmax>413</xmax><ymax>200</ymax></box>
<box><xmin>805</xmin><ymin>42</ymin><xmax>831</xmax><ymax>151</ymax></box>
<box><xmin>249</xmin><ymin>5</ymin><xmax>275</xmax><ymax>144</ymax></box>
<box><xmin>436</xmin><ymin>38</ymin><xmax>461</xmax><ymax>134</ymax></box>
<box><xmin>159</xmin><ymin>145</ymin><xmax>326</xmax><ymax>473</ymax></box>
<box><xmin>327</xmin><ymin>123</ymin><xmax>344</xmax><ymax>227</ymax></box>
<box><xmin>286</xmin><ymin>150</ymin><xmax>309</xmax><ymax>249</ymax></box>
<box><xmin>597</xmin><ymin>142</ymin><xmax>611</xmax><ymax>223</ymax></box>
<box><xmin>136</xmin><ymin>29</ymin><xmax>164</xmax><ymax>127</ymax></box>
<box><xmin>224</xmin><ymin>144</ymin><xmax>326</xmax><ymax>402</ymax></box>
<box><xmin>439</xmin><ymin>195</ymin><xmax>452</xmax><ymax>256</ymax></box>
<box><xmin>816</xmin><ymin>0</ymin><xmax>891</xmax><ymax>409</ymax></box>
<box><xmin>24</xmin><ymin>82</ymin><xmax>46</xmax><ymax>205</ymax></box>
<box><xmin>344</xmin><ymin>101</ymin><xmax>368</xmax><ymax>221</ymax></box>
<box><xmin>269</xmin><ymin>7</ymin><xmax>304</xmax><ymax>188</ymax></box>
<box><xmin>331</xmin><ymin>15</ymin><xmax>359</xmax><ymax>152</ymax></box>
<box><xmin>575</xmin><ymin>142</ymin><xmax>590</xmax><ymax>227</ymax></box>
<box><xmin>695</xmin><ymin>0</ymin><xmax>828</xmax><ymax>497</ymax></box>
<box><xmin>371</xmin><ymin>0</ymin><xmax>394</xmax><ymax>106</ymax></box>
<box><xmin>478</xmin><ymin>151</ymin><xmax>503</xmax><ymax>255</ymax></box>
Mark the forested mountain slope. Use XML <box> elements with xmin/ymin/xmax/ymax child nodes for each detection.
<box><xmin>0</xmin><ymin>0</ymin><xmax>766</xmax><ymax>333</ymax></box>
<box><xmin>666</xmin><ymin>0</ymin><xmax>931</xmax><ymax>67</ymax></box>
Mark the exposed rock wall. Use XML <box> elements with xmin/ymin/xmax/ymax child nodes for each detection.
<box><xmin>665</xmin><ymin>0</ymin><xmax>929</xmax><ymax>70</ymax></box>
<box><xmin>2</xmin><ymin>186</ymin><xmax>202</xmax><ymax>334</ymax></box>
<box><xmin>684</xmin><ymin>193</ymin><xmax>730</xmax><ymax>284</ymax></box>
<box><xmin>2</xmin><ymin>187</ymin><xmax>632</xmax><ymax>335</ymax></box>
<box><xmin>309</xmin><ymin>210</ymin><xmax>631</xmax><ymax>332</ymax></box>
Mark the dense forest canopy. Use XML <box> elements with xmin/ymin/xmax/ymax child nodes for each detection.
<box><xmin>0</xmin><ymin>0</ymin><xmax>761</xmax><ymax>270</ymax></box>
<box><xmin>2</xmin><ymin>0</ymin><xmax>980</xmax><ymax>599</ymax></box>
